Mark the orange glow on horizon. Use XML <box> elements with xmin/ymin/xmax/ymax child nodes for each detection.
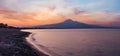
<box><xmin>0</xmin><ymin>7</ymin><xmax>119</xmax><ymax>27</ymax></box>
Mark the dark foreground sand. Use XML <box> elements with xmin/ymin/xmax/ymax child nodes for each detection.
<box><xmin>0</xmin><ymin>29</ymin><xmax>48</xmax><ymax>56</ymax></box>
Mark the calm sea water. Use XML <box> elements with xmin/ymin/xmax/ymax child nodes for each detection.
<box><xmin>23</xmin><ymin>29</ymin><xmax>120</xmax><ymax>56</ymax></box>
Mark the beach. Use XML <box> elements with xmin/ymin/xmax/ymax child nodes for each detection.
<box><xmin>0</xmin><ymin>29</ymin><xmax>48</xmax><ymax>56</ymax></box>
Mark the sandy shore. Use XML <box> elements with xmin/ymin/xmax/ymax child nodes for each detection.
<box><xmin>0</xmin><ymin>28</ymin><xmax>48</xmax><ymax>56</ymax></box>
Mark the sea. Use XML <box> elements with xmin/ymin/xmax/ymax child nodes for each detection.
<box><xmin>22</xmin><ymin>29</ymin><xmax>120</xmax><ymax>56</ymax></box>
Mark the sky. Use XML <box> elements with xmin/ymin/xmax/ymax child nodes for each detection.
<box><xmin>0</xmin><ymin>0</ymin><xmax>120</xmax><ymax>27</ymax></box>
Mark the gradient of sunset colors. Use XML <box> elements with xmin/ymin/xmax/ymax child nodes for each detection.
<box><xmin>0</xmin><ymin>0</ymin><xmax>120</xmax><ymax>27</ymax></box>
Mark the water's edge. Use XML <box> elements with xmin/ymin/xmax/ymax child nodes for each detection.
<box><xmin>26</xmin><ymin>32</ymin><xmax>62</xmax><ymax>56</ymax></box>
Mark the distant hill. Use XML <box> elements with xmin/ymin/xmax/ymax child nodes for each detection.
<box><xmin>0</xmin><ymin>23</ymin><xmax>18</xmax><ymax>29</ymax></box>
<box><xmin>32</xmin><ymin>19</ymin><xmax>112</xmax><ymax>29</ymax></box>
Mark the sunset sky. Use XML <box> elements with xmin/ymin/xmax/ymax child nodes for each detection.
<box><xmin>0</xmin><ymin>0</ymin><xmax>120</xmax><ymax>27</ymax></box>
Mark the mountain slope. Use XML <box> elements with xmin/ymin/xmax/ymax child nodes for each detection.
<box><xmin>34</xmin><ymin>19</ymin><xmax>108</xmax><ymax>29</ymax></box>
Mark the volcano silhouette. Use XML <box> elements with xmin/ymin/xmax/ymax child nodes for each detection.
<box><xmin>34</xmin><ymin>19</ymin><xmax>108</xmax><ymax>29</ymax></box>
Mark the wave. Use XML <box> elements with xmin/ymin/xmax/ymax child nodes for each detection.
<box><xmin>26</xmin><ymin>33</ymin><xmax>62</xmax><ymax>56</ymax></box>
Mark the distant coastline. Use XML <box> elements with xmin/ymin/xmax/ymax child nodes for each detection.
<box><xmin>20</xmin><ymin>19</ymin><xmax>120</xmax><ymax>29</ymax></box>
<box><xmin>20</xmin><ymin>27</ymin><xmax>120</xmax><ymax>29</ymax></box>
